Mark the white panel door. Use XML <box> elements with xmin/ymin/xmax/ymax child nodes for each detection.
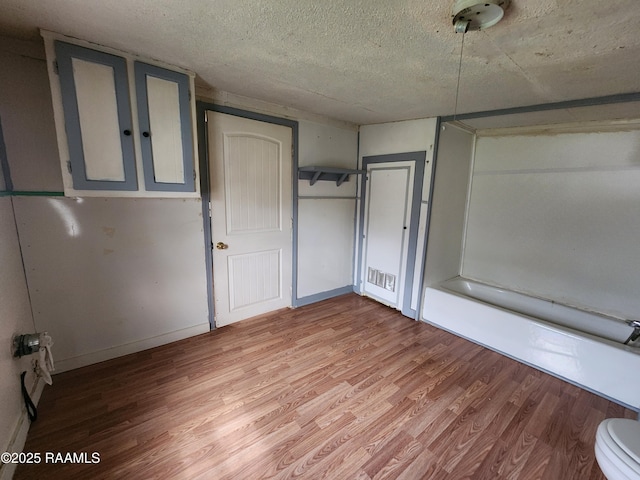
<box><xmin>208</xmin><ymin>112</ymin><xmax>292</xmax><ymax>327</ymax></box>
<box><xmin>362</xmin><ymin>162</ymin><xmax>415</xmax><ymax>308</ymax></box>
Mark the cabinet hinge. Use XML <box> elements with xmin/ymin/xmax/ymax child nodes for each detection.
<box><xmin>53</xmin><ymin>60</ymin><xmax>59</xmax><ymax>75</ymax></box>
<box><xmin>66</xmin><ymin>160</ymin><xmax>72</xmax><ymax>173</ymax></box>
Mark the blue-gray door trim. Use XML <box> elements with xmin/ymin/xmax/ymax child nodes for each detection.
<box><xmin>415</xmin><ymin>117</ymin><xmax>442</xmax><ymax>321</ymax></box>
<box><xmin>196</xmin><ymin>102</ymin><xmax>299</xmax><ymax>330</ymax></box>
<box><xmin>358</xmin><ymin>151</ymin><xmax>426</xmax><ymax>318</ymax></box>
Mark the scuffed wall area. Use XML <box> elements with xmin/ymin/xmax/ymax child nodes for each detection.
<box><xmin>2</xmin><ymin>38</ymin><xmax>209</xmax><ymax>373</ymax></box>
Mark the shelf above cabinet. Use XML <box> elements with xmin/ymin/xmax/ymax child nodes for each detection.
<box><xmin>298</xmin><ymin>166</ymin><xmax>365</xmax><ymax>186</ymax></box>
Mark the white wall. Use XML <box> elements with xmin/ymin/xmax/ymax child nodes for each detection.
<box><xmin>0</xmin><ymin>198</ymin><xmax>39</xmax><ymax>479</ymax></box>
<box><xmin>0</xmin><ymin>147</ymin><xmax>4</xmax><ymax>191</ymax></box>
<box><xmin>3</xmin><ymin>36</ymin><xmax>361</xmax><ymax>376</ymax></box>
<box><xmin>463</xmin><ymin>126</ymin><xmax>640</xmax><ymax>320</ymax></box>
<box><xmin>422</xmin><ymin>123</ymin><xmax>475</xmax><ymax>290</ymax></box>
<box><xmin>0</xmin><ymin>38</ymin><xmax>47</xmax><ymax>477</ymax></box>
<box><xmin>0</xmin><ymin>36</ymin><xmax>62</xmax><ymax>192</ymax></box>
<box><xmin>358</xmin><ymin>118</ymin><xmax>438</xmax><ymax>314</ymax></box>
<box><xmin>297</xmin><ymin>120</ymin><xmax>358</xmax><ymax>299</ymax></box>
<box><xmin>198</xmin><ymin>92</ymin><xmax>360</xmax><ymax>303</ymax></box>
<box><xmin>14</xmin><ymin>197</ymin><xmax>210</xmax><ymax>372</ymax></box>
<box><xmin>1</xmin><ymin>38</ymin><xmax>209</xmax><ymax>373</ymax></box>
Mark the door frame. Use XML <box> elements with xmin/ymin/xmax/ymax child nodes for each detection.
<box><xmin>357</xmin><ymin>151</ymin><xmax>426</xmax><ymax>318</ymax></box>
<box><xmin>196</xmin><ymin>102</ymin><xmax>299</xmax><ymax>329</ymax></box>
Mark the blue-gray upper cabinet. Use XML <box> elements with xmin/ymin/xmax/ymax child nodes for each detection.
<box><xmin>44</xmin><ymin>32</ymin><xmax>199</xmax><ymax>197</ymax></box>
<box><xmin>134</xmin><ymin>62</ymin><xmax>194</xmax><ymax>192</ymax></box>
<box><xmin>55</xmin><ymin>41</ymin><xmax>138</xmax><ymax>191</ymax></box>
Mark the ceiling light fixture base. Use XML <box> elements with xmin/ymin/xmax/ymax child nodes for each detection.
<box><xmin>451</xmin><ymin>0</ymin><xmax>511</xmax><ymax>33</ymax></box>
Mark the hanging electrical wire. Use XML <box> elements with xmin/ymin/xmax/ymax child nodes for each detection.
<box><xmin>450</xmin><ymin>0</ymin><xmax>511</xmax><ymax>118</ymax></box>
<box><xmin>453</xmin><ymin>27</ymin><xmax>467</xmax><ymax>120</ymax></box>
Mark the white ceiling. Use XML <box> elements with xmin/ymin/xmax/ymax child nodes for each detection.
<box><xmin>1</xmin><ymin>0</ymin><xmax>639</xmax><ymax>125</ymax></box>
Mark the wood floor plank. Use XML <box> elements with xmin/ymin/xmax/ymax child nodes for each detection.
<box><xmin>395</xmin><ymin>447</ymin><xmax>448</xmax><ymax>480</ymax></box>
<box><xmin>14</xmin><ymin>293</ymin><xmax>633</xmax><ymax>480</ymax></box>
<box><xmin>498</xmin><ymin>431</ymin><xmax>538</xmax><ymax>479</ymax></box>
<box><xmin>517</xmin><ymin>439</ymin><xmax>555</xmax><ymax>480</ymax></box>
<box><xmin>370</xmin><ymin>438</ymin><xmax>423</xmax><ymax>480</ymax></box>
<box><xmin>361</xmin><ymin>431</ymin><xmax>414</xmax><ymax>478</ymax></box>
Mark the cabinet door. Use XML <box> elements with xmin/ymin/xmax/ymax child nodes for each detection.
<box><xmin>55</xmin><ymin>41</ymin><xmax>138</xmax><ymax>190</ymax></box>
<box><xmin>134</xmin><ymin>62</ymin><xmax>195</xmax><ymax>192</ymax></box>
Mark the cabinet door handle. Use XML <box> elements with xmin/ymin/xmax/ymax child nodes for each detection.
<box><xmin>123</xmin><ymin>129</ymin><xmax>131</xmax><ymax>136</ymax></box>
<box><xmin>142</xmin><ymin>131</ymin><xmax>150</xmax><ymax>138</ymax></box>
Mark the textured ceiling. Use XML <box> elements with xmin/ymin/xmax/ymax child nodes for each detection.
<box><xmin>1</xmin><ymin>0</ymin><xmax>639</xmax><ymax>125</ymax></box>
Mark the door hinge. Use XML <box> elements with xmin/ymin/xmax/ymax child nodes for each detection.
<box><xmin>53</xmin><ymin>60</ymin><xmax>59</xmax><ymax>75</ymax></box>
<box><xmin>66</xmin><ymin>160</ymin><xmax>72</xmax><ymax>173</ymax></box>
<box><xmin>188</xmin><ymin>90</ymin><xmax>192</xmax><ymax>101</ymax></box>
<box><xmin>194</xmin><ymin>170</ymin><xmax>197</xmax><ymax>181</ymax></box>
<box><xmin>204</xmin><ymin>111</ymin><xmax>208</xmax><ymax>123</ymax></box>
<box><xmin>208</xmin><ymin>201</ymin><xmax>212</xmax><ymax>218</ymax></box>
<box><xmin>291</xmin><ymin>144</ymin><xmax>294</xmax><ymax>157</ymax></box>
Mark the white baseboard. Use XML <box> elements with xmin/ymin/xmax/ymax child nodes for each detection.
<box><xmin>53</xmin><ymin>323</ymin><xmax>210</xmax><ymax>373</ymax></box>
<box><xmin>0</xmin><ymin>376</ymin><xmax>45</xmax><ymax>480</ymax></box>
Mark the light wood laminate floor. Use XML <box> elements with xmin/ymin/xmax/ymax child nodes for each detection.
<box><xmin>15</xmin><ymin>294</ymin><xmax>635</xmax><ymax>479</ymax></box>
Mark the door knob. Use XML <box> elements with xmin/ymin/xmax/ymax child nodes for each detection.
<box><xmin>215</xmin><ymin>242</ymin><xmax>228</xmax><ymax>250</ymax></box>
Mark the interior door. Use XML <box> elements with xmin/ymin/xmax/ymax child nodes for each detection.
<box><xmin>207</xmin><ymin>112</ymin><xmax>292</xmax><ymax>327</ymax></box>
<box><xmin>361</xmin><ymin>161</ymin><xmax>416</xmax><ymax>310</ymax></box>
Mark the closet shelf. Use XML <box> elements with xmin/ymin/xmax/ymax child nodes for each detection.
<box><xmin>298</xmin><ymin>166</ymin><xmax>365</xmax><ymax>186</ymax></box>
